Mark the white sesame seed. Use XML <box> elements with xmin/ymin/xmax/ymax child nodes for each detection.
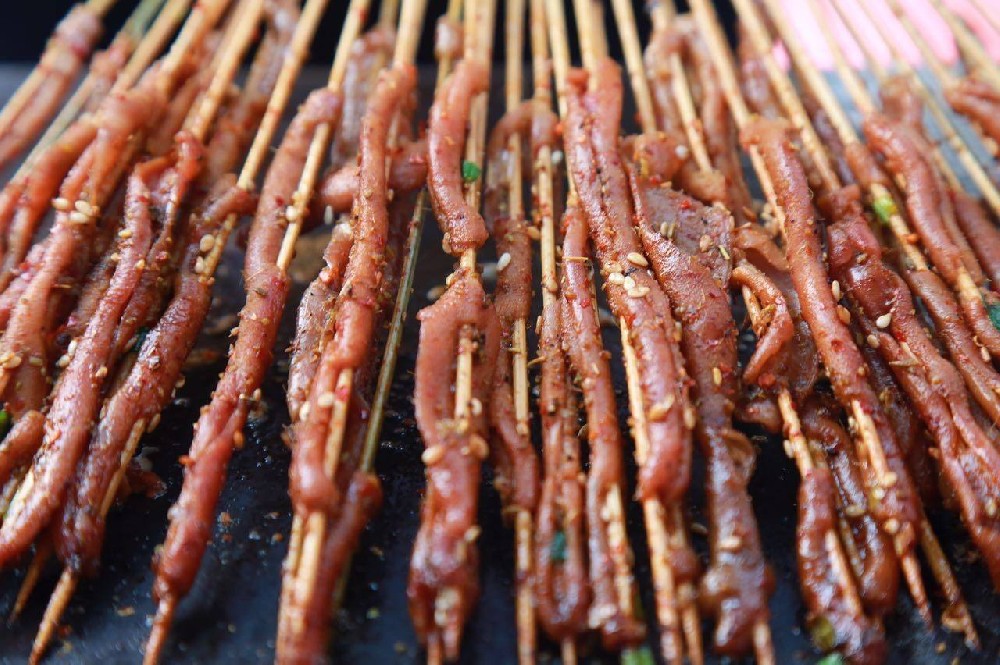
<box><xmin>496</xmin><ymin>252</ymin><xmax>511</xmax><ymax>272</ymax></box>
<box><xmin>317</xmin><ymin>392</ymin><xmax>336</xmax><ymax>408</ymax></box>
<box><xmin>876</xmin><ymin>312</ymin><xmax>892</xmax><ymax>329</ymax></box>
<box><xmin>627</xmin><ymin>251</ymin><xmax>648</xmax><ymax>267</ymax></box>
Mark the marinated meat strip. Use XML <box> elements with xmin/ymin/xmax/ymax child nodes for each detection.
<box><xmin>286</xmin><ymin>222</ymin><xmax>352</xmax><ymax>421</ymax></box>
<box><xmin>310</xmin><ymin>139</ymin><xmax>428</xmax><ymax>221</ymax></box>
<box><xmin>683</xmin><ymin>20</ymin><xmax>754</xmax><ymax>224</ymax></box>
<box><xmin>796</xmin><ymin>461</ymin><xmax>888</xmax><ymax>665</ymax></box>
<box><xmin>329</xmin><ymin>27</ymin><xmax>395</xmax><ymax>170</ymax></box>
<box><xmin>800</xmin><ymin>397</ymin><xmax>900</xmax><ymax>618</ymax></box>
<box><xmin>564</xmin><ymin>58</ymin><xmax>692</xmax><ymax>504</ymax></box>
<box><xmin>944</xmin><ymin>76</ymin><xmax>1000</xmax><ymax>149</ymax></box>
<box><xmin>0</xmin><ymin>5</ymin><xmax>103</xmax><ymax>170</ymax></box>
<box><xmin>738</xmin><ymin>25</ymin><xmax>781</xmax><ymax>120</ymax></box>
<box><xmin>741</xmin><ymin>118</ymin><xmax>921</xmax><ymax>554</ymax></box>
<box><xmin>862</xmin><ymin>113</ymin><xmax>1000</xmax><ymax>358</ymax></box>
<box><xmin>408</xmin><ymin>271</ymin><xmax>500</xmax><ymax>660</ymax></box>
<box><xmin>0</xmin><ymin>160</ymin><xmax>155</xmax><ymax>564</ymax></box>
<box><xmin>534</xmin><ymin>230</ymin><xmax>589</xmax><ymax>645</ymax></box>
<box><xmin>288</xmin><ymin>64</ymin><xmax>415</xmax><ymax>520</ymax></box>
<box><xmin>950</xmin><ymin>189</ymin><xmax>1000</xmax><ymax>290</ymax></box>
<box><xmin>483</xmin><ymin>99</ymin><xmax>546</xmax><ymax>516</ymax></box>
<box><xmin>202</xmin><ymin>0</ymin><xmax>299</xmax><ymax>187</ymax></box>
<box><xmin>560</xmin><ymin>209</ymin><xmax>645</xmax><ymax>648</ymax></box>
<box><xmin>0</xmin><ymin>118</ymin><xmax>97</xmax><ymax>289</ymax></box>
<box><xmin>826</xmin><ymin>189</ymin><xmax>1000</xmax><ymax>588</ymax></box>
<box><xmin>732</xmin><ymin>224</ymin><xmax>819</xmax><ymax>403</ymax></box>
<box><xmin>152</xmin><ymin>88</ymin><xmax>342</xmax><ymax>607</ymax></box>
<box><xmin>644</xmin><ymin>25</ymin><xmax>684</xmax><ymax>135</ymax></box>
<box><xmin>627</xmin><ymin>136</ymin><xmax>771</xmax><ymax>655</ymax></box>
<box><xmin>55</xmin><ymin>180</ymin><xmax>254</xmax><ymax>575</ymax></box>
<box><xmin>428</xmin><ymin>60</ymin><xmax>490</xmax><ymax>255</ymax></box>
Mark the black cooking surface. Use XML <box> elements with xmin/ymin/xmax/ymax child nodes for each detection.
<box><xmin>0</xmin><ymin>63</ymin><xmax>997</xmax><ymax>665</ymax></box>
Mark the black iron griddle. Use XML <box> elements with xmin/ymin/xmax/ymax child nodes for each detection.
<box><xmin>0</xmin><ymin>61</ymin><xmax>998</xmax><ymax>665</ymax></box>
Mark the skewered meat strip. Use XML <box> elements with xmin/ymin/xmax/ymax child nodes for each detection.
<box><xmin>0</xmin><ymin>5</ymin><xmax>103</xmax><ymax>170</ymax></box>
<box><xmin>202</xmin><ymin>0</ymin><xmax>300</xmax><ymax>187</ymax></box>
<box><xmin>944</xmin><ymin>76</ymin><xmax>1000</xmax><ymax>149</ymax></box>
<box><xmin>0</xmin><ymin>158</ymin><xmax>157</xmax><ymax>564</ymax></box>
<box><xmin>826</xmin><ymin>188</ymin><xmax>1000</xmax><ymax>588</ymax></box>
<box><xmin>862</xmin><ymin>114</ymin><xmax>1000</xmax><ymax>358</ymax></box>
<box><xmin>560</xmin><ymin>209</ymin><xmax>646</xmax><ymax>648</ymax></box>
<box><xmin>732</xmin><ymin>224</ymin><xmax>819</xmax><ymax>403</ymax></box>
<box><xmin>627</xmin><ymin>135</ymin><xmax>772</xmax><ymax>655</ymax></box>
<box><xmin>329</xmin><ymin>26</ymin><xmax>395</xmax><ymax>170</ymax></box>
<box><xmin>643</xmin><ymin>24</ymin><xmax>684</xmax><ymax>135</ymax></box>
<box><xmin>950</xmin><ymin>189</ymin><xmax>1000</xmax><ymax>291</ymax></box>
<box><xmin>795</xmin><ymin>459</ymin><xmax>888</xmax><ymax>665</ymax></box>
<box><xmin>289</xmin><ymin>63</ymin><xmax>415</xmax><ymax>521</ymax></box>
<box><xmin>483</xmin><ymin>100</ymin><xmax>545</xmax><ymax>517</ymax></box>
<box><xmin>428</xmin><ymin>60</ymin><xmax>489</xmax><ymax>255</ymax></box>
<box><xmin>153</xmin><ymin>88</ymin><xmax>342</xmax><ymax>608</ymax></box>
<box><xmin>0</xmin><ymin>119</ymin><xmax>98</xmax><ymax>289</ymax></box>
<box><xmin>800</xmin><ymin>396</ymin><xmax>900</xmax><ymax>618</ymax></box>
<box><xmin>737</xmin><ymin>25</ymin><xmax>781</xmax><ymax>120</ymax></box>
<box><xmin>564</xmin><ymin>58</ymin><xmax>692</xmax><ymax>504</ymax></box>
<box><xmin>682</xmin><ymin>20</ymin><xmax>754</xmax><ymax>225</ymax></box>
<box><xmin>310</xmin><ymin>139</ymin><xmax>428</xmax><ymax>222</ymax></box>
<box><xmin>55</xmin><ymin>179</ymin><xmax>255</xmax><ymax>575</ymax></box>
<box><xmin>741</xmin><ymin>117</ymin><xmax>921</xmax><ymax>560</ymax></box>
<box><xmin>408</xmin><ymin>271</ymin><xmax>500</xmax><ymax>661</ymax></box>
<box><xmin>534</xmin><ymin>217</ymin><xmax>589</xmax><ymax>645</ymax></box>
<box><xmin>857</xmin><ymin>336</ymin><xmax>937</xmax><ymax>504</ymax></box>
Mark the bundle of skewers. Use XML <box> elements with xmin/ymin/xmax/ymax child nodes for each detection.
<box><xmin>0</xmin><ymin>0</ymin><xmax>999</xmax><ymax>663</ymax></box>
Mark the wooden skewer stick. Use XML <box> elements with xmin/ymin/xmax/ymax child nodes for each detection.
<box><xmin>20</xmin><ymin>0</ymin><xmax>168</xmax><ymax>170</ymax></box>
<box><xmin>926</xmin><ymin>0</ymin><xmax>1000</xmax><ymax>90</ymax></box>
<box><xmin>27</xmin><ymin>2</ymin><xmax>267</xmax><ymax>659</ymax></box>
<box><xmin>496</xmin><ymin>0</ymin><xmax>538</xmax><ymax>662</ymax></box>
<box><xmin>526</xmin><ymin>1</ymin><xmax>577</xmax><ymax>662</ymax></box>
<box><xmin>142</xmin><ymin>3</ymin><xmax>342</xmax><ymax>664</ymax></box>
<box><xmin>544</xmin><ymin>0</ymin><xmax>693</xmax><ymax>661</ymax></box>
<box><xmin>0</xmin><ymin>0</ymin><xmax>123</xmax><ymax>141</ymax></box>
<box><xmin>769</xmin><ymin>0</ymin><xmax>979</xmax><ymax>645</ymax></box>
<box><xmin>280</xmin><ymin>0</ymin><xmax>427</xmax><ymax>648</ymax></box>
<box><xmin>426</xmin><ymin>2</ymin><xmax>497</xmax><ymax>662</ymax></box>
<box><xmin>698</xmin><ymin>0</ymin><xmax>937</xmax><ymax>627</ymax></box>
<box><xmin>874</xmin><ymin>0</ymin><xmax>1000</xmax><ymax>215</ymax></box>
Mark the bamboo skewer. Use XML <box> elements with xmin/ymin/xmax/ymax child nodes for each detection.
<box><xmin>496</xmin><ymin>0</ymin><xmax>538</xmax><ymax>662</ymax></box>
<box><xmin>872</xmin><ymin>0</ymin><xmax>1000</xmax><ymax>215</ymax></box>
<box><xmin>543</xmin><ymin>0</ymin><xmax>696</xmax><ymax>661</ymax></box>
<box><xmin>762</xmin><ymin>0</ymin><xmax>980</xmax><ymax>644</ymax></box>
<box><xmin>926</xmin><ymin>0</ymin><xmax>1000</xmax><ymax>91</ymax></box>
<box><xmin>525</xmin><ymin>1</ymin><xmax>578</xmax><ymax>662</ymax></box>
<box><xmin>141</xmin><ymin>2</ymin><xmax>343</xmax><ymax>663</ymax></box>
<box><xmin>279</xmin><ymin>0</ymin><xmax>427</xmax><ymax>649</ymax></box>
<box><xmin>29</xmin><ymin>1</ymin><xmax>267</xmax><ymax>660</ymax></box>
<box><xmin>426</xmin><ymin>2</ymin><xmax>496</xmax><ymax>661</ymax></box>
<box><xmin>698</xmin><ymin>0</ymin><xmax>938</xmax><ymax>628</ymax></box>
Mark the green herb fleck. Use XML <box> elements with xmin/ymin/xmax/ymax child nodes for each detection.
<box><xmin>871</xmin><ymin>195</ymin><xmax>897</xmax><ymax>225</ymax></box>
<box><xmin>131</xmin><ymin>326</ymin><xmax>151</xmax><ymax>353</ymax></box>
<box><xmin>816</xmin><ymin>653</ymin><xmax>845</xmax><ymax>665</ymax></box>
<box><xmin>461</xmin><ymin>160</ymin><xmax>481</xmax><ymax>183</ymax></box>
<box><xmin>989</xmin><ymin>303</ymin><xmax>1000</xmax><ymax>332</ymax></box>
<box><xmin>621</xmin><ymin>646</ymin><xmax>655</xmax><ymax>665</ymax></box>
<box><xmin>0</xmin><ymin>408</ymin><xmax>10</xmax><ymax>438</ymax></box>
<box><xmin>810</xmin><ymin>615</ymin><xmax>838</xmax><ymax>652</ymax></box>
<box><xmin>550</xmin><ymin>529</ymin><xmax>567</xmax><ymax>563</ymax></box>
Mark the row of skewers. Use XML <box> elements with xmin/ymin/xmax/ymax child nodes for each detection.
<box><xmin>1</xmin><ymin>0</ymin><xmax>1000</xmax><ymax>663</ymax></box>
